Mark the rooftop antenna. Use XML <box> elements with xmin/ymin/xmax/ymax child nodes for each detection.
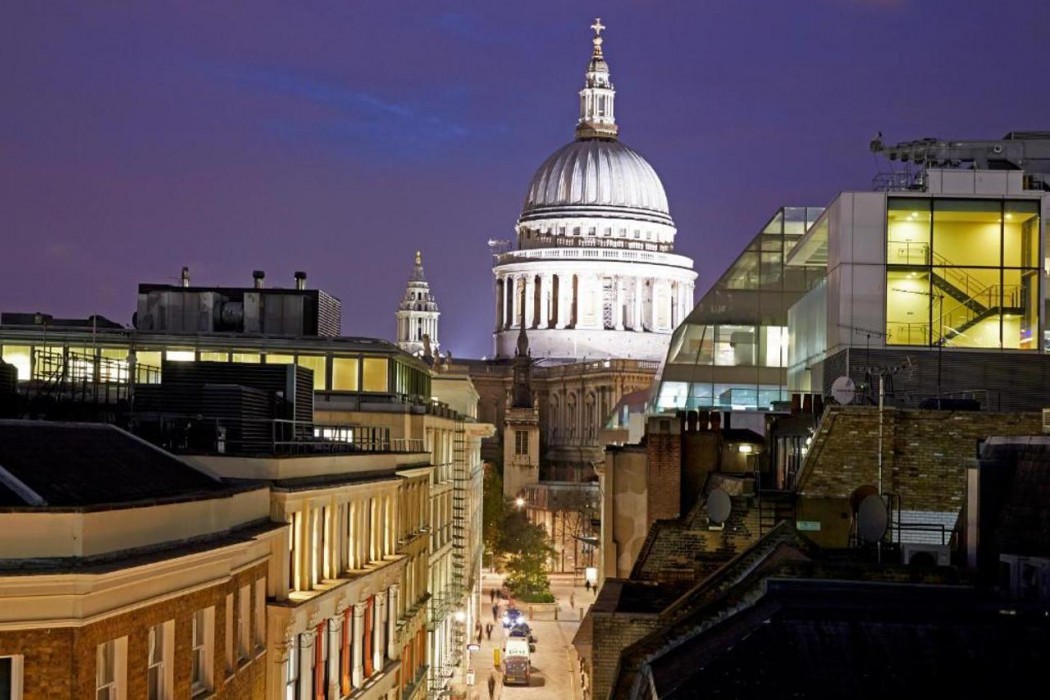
<box><xmin>857</xmin><ymin>359</ymin><xmax>911</xmax><ymax>564</ymax></box>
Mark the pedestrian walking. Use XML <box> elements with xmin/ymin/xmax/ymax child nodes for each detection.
<box><xmin>585</xmin><ymin>579</ymin><xmax>591</xmax><ymax>593</ymax></box>
<box><xmin>490</xmin><ymin>587</ymin><xmax>496</xmax><ymax>603</ymax></box>
<box><xmin>487</xmin><ymin>672</ymin><xmax>496</xmax><ymax>700</ymax></box>
<box><xmin>486</xmin><ymin>622</ymin><xmax>493</xmax><ymax>639</ymax></box>
<box><xmin>492</xmin><ymin>603</ymin><xmax>498</xmax><ymax>622</ymax></box>
<box><xmin>570</xmin><ymin>592</ymin><xmax>575</xmax><ymax>608</ymax></box>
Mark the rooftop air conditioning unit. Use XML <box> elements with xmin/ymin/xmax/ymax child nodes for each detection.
<box><xmin>1042</xmin><ymin>408</ymin><xmax>1050</xmax><ymax>434</ymax></box>
<box><xmin>901</xmin><ymin>543</ymin><xmax>951</xmax><ymax>567</ymax></box>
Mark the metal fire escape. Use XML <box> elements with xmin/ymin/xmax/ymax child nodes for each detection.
<box><xmin>427</xmin><ymin>420</ymin><xmax>471</xmax><ymax>700</ymax></box>
<box><xmin>450</xmin><ymin>419</ymin><xmax>470</xmax><ymax>615</ymax></box>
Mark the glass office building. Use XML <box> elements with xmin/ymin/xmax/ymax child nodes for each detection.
<box><xmin>653</xmin><ymin>206</ymin><xmax>825</xmax><ymax>411</ymax></box>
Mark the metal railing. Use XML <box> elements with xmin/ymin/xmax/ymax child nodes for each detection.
<box><xmin>134</xmin><ymin>415</ymin><xmax>400</xmax><ymax>456</ymax></box>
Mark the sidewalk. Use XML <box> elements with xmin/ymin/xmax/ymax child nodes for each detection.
<box><xmin>449</xmin><ymin>570</ymin><xmax>509</xmax><ymax>700</ymax></box>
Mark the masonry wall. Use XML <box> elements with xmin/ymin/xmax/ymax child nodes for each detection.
<box><xmin>797</xmin><ymin>405</ymin><xmax>1040</xmax><ymax>548</ymax></box>
<box><xmin>590</xmin><ymin>612</ymin><xmax>662</xmax><ymax>700</ymax></box>
<box><xmin>646</xmin><ymin>416</ymin><xmax>682</xmax><ymax>521</ymax></box>
<box><xmin>0</xmin><ymin>561</ymin><xmax>268</xmax><ymax>699</ymax></box>
<box><xmin>632</xmin><ymin>492</ymin><xmax>762</xmax><ymax>582</ymax></box>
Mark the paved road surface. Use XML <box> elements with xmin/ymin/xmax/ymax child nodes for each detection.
<box><xmin>457</xmin><ymin>570</ymin><xmax>593</xmax><ymax>700</ymax></box>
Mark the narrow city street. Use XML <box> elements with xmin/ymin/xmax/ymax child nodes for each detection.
<box><xmin>455</xmin><ymin>570</ymin><xmax>594</xmax><ymax>700</ymax></box>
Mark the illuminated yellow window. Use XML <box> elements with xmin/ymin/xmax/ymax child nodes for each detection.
<box><xmin>99</xmin><ymin>348</ymin><xmax>130</xmax><ymax>383</ymax></box>
<box><xmin>265</xmin><ymin>354</ymin><xmax>295</xmax><ymax>365</ymax></box>
<box><xmin>166</xmin><ymin>349</ymin><xmax>195</xmax><ymax>362</ymax></box>
<box><xmin>297</xmin><ymin>355</ymin><xmax>327</xmax><ymax>390</ymax></box>
<box><xmin>231</xmin><ymin>352</ymin><xmax>260</xmax><ymax>363</ymax></box>
<box><xmin>136</xmin><ymin>351</ymin><xmax>162</xmax><ymax>367</ymax></box>
<box><xmin>135</xmin><ymin>351</ymin><xmax>163</xmax><ymax>383</ymax></box>
<box><xmin>362</xmin><ymin>358</ymin><xmax>388</xmax><ymax>392</ymax></box>
<box><xmin>886</xmin><ymin>199</ymin><xmax>931</xmax><ymax>265</ymax></box>
<box><xmin>932</xmin><ymin>200</ymin><xmax>1001</xmax><ymax>268</ymax></box>
<box><xmin>331</xmin><ymin>358</ymin><xmax>359</xmax><ymax>391</ymax></box>
<box><xmin>199</xmin><ymin>352</ymin><xmax>229</xmax><ymax>362</ymax></box>
<box><xmin>0</xmin><ymin>345</ymin><xmax>31</xmax><ymax>381</ymax></box>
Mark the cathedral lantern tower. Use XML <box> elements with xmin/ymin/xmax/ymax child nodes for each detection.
<box><xmin>491</xmin><ymin>19</ymin><xmax>696</xmax><ymax>361</ymax></box>
<box><xmin>396</xmin><ymin>251</ymin><xmax>440</xmax><ymax>359</ymax></box>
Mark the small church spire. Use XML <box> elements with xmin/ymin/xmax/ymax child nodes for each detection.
<box><xmin>575</xmin><ymin>17</ymin><xmax>618</xmax><ymax>141</ymax></box>
<box><xmin>396</xmin><ymin>250</ymin><xmax>440</xmax><ymax>359</ymax></box>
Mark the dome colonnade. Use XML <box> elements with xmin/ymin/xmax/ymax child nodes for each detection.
<box><xmin>492</xmin><ymin>18</ymin><xmax>696</xmax><ymax>361</ymax></box>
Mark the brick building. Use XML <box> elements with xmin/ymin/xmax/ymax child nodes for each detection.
<box><xmin>0</xmin><ymin>421</ymin><xmax>282</xmax><ymax>700</ymax></box>
<box><xmin>584</xmin><ymin>405</ymin><xmax>1050</xmax><ymax>698</ymax></box>
<box><xmin>0</xmin><ymin>272</ymin><xmax>494</xmax><ymax>699</ymax></box>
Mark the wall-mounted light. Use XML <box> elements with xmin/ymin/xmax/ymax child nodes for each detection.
<box><xmin>738</xmin><ymin>444</ymin><xmax>754</xmax><ymax>454</ymax></box>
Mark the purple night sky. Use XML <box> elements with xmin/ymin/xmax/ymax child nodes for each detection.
<box><xmin>3</xmin><ymin>1</ymin><xmax>1049</xmax><ymax>359</ymax></box>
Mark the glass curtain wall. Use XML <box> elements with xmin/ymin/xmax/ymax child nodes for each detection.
<box><xmin>655</xmin><ymin>206</ymin><xmax>825</xmax><ymax>411</ymax></box>
<box><xmin>885</xmin><ymin>198</ymin><xmax>1039</xmax><ymax>350</ymax></box>
<box><xmin>0</xmin><ymin>339</ymin><xmax>432</xmax><ymax>398</ymax></box>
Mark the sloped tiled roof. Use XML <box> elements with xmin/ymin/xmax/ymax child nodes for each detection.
<box><xmin>0</xmin><ymin>420</ymin><xmax>228</xmax><ymax>508</ymax></box>
<box><xmin>647</xmin><ymin>580</ymin><xmax>1050</xmax><ymax>699</ymax></box>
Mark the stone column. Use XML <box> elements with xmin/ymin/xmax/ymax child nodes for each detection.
<box><xmin>511</xmin><ymin>275</ymin><xmax>520</xmax><ymax>328</ymax></box>
<box><xmin>615</xmin><ymin>275</ymin><xmax>625</xmax><ymax>330</ymax></box>
<box><xmin>630</xmin><ymin>277</ymin><xmax>638</xmax><ymax>331</ymax></box>
<box><xmin>374</xmin><ymin>592</ymin><xmax>387</xmax><ymax>671</ymax></box>
<box><xmin>556</xmin><ymin>274</ymin><xmax>570</xmax><ymax>329</ymax></box>
<box><xmin>502</xmin><ymin>275</ymin><xmax>511</xmax><ymax>330</ymax></box>
<box><xmin>387</xmin><ymin>585</ymin><xmax>400</xmax><ymax>660</ymax></box>
<box><xmin>299</xmin><ymin>630</ymin><xmax>314</xmax><ymax>700</ymax></box>
<box><xmin>524</xmin><ymin>275</ymin><xmax>535</xmax><ymax>328</ymax></box>
<box><xmin>651</xmin><ymin>279</ymin><xmax>667</xmax><ymax>331</ymax></box>
<box><xmin>539</xmin><ymin>273</ymin><xmax>551</xmax><ymax>328</ymax></box>
<box><xmin>327</xmin><ymin>618</ymin><xmax>341</xmax><ymax>699</ymax></box>
<box><xmin>495</xmin><ymin>279</ymin><xmax>503</xmax><ymax>331</ymax></box>
<box><xmin>351</xmin><ymin>602</ymin><xmax>366</xmax><ymax>688</ymax></box>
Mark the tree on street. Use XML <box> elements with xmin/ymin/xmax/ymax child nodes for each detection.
<box><xmin>499</xmin><ymin>507</ymin><xmax>556</xmax><ymax>601</ymax></box>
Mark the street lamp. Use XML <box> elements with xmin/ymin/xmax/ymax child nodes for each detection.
<box><xmin>515</xmin><ymin>496</ymin><xmax>525</xmax><ymax>509</ymax></box>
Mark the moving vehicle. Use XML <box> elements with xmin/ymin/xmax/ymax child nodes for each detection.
<box><xmin>503</xmin><ymin>638</ymin><xmax>531</xmax><ymax>685</ymax></box>
<box><xmin>501</xmin><ymin>606</ymin><xmax>524</xmax><ymax>628</ymax></box>
<box><xmin>508</xmin><ymin>623</ymin><xmax>536</xmax><ymax>646</ymax></box>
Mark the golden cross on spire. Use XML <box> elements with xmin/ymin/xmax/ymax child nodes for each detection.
<box><xmin>591</xmin><ymin>17</ymin><xmax>605</xmax><ymax>37</ymax></box>
<box><xmin>415</xmin><ymin>250</ymin><xmax>422</xmax><ymax>266</ymax></box>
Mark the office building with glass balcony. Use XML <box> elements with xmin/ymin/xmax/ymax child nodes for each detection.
<box><xmin>787</xmin><ymin>167</ymin><xmax>1050</xmax><ymax>411</ymax></box>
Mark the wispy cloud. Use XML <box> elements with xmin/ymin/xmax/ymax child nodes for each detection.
<box><xmin>210</xmin><ymin>64</ymin><xmax>499</xmax><ymax>162</ymax></box>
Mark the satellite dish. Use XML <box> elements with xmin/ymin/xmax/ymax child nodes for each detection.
<box><xmin>707</xmin><ymin>489</ymin><xmax>732</xmax><ymax>525</ymax></box>
<box><xmin>856</xmin><ymin>493</ymin><xmax>888</xmax><ymax>544</ymax></box>
<box><xmin>831</xmin><ymin>376</ymin><xmax>856</xmax><ymax>405</ymax></box>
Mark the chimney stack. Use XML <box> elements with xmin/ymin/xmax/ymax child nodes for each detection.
<box><xmin>180</xmin><ymin>266</ymin><xmax>191</xmax><ymax>288</ymax></box>
<box><xmin>252</xmin><ymin>270</ymin><xmax>265</xmax><ymax>289</ymax></box>
<box><xmin>294</xmin><ymin>271</ymin><xmax>307</xmax><ymax>290</ymax></box>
